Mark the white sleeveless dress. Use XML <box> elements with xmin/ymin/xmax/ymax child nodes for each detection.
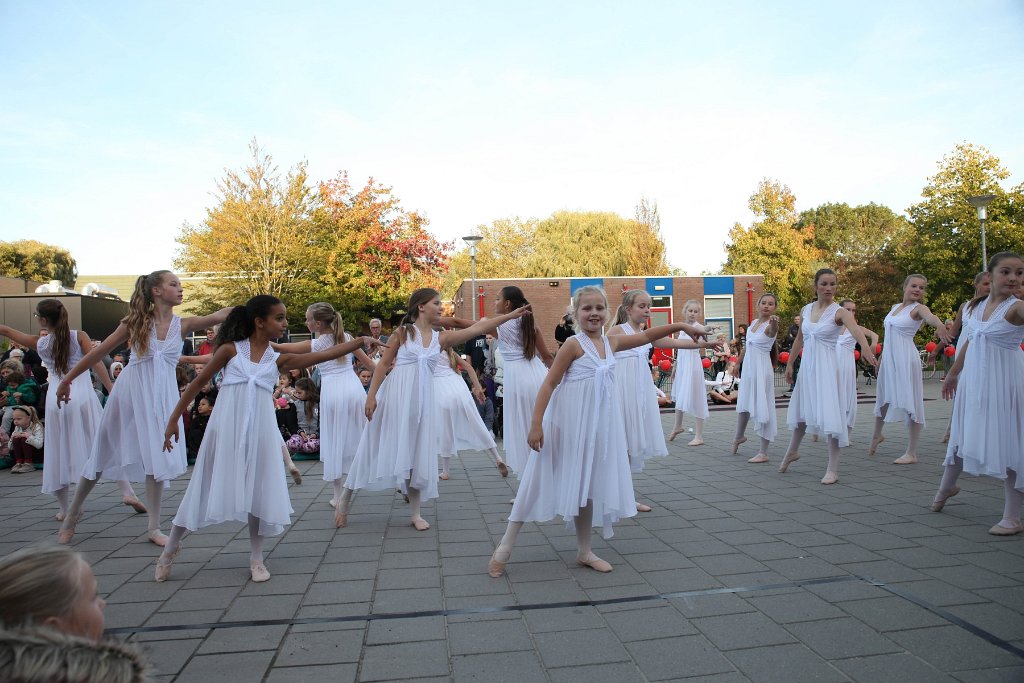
<box><xmin>81</xmin><ymin>316</ymin><xmax>185</xmax><ymax>483</ymax></box>
<box><xmin>612</xmin><ymin>323</ymin><xmax>667</xmax><ymax>471</ymax></box>
<box><xmin>945</xmin><ymin>296</ymin><xmax>1024</xmax><ymax>488</ymax></box>
<box><xmin>509</xmin><ymin>334</ymin><xmax>636</xmax><ymax>539</ymax></box>
<box><xmin>787</xmin><ymin>302</ymin><xmax>848</xmax><ymax>447</ymax></box>
<box><xmin>836</xmin><ymin>330</ymin><xmax>858</xmax><ymax>430</ymax></box>
<box><xmin>736</xmin><ymin>319</ymin><xmax>778</xmax><ymax>442</ymax></box>
<box><xmin>497</xmin><ymin>318</ymin><xmax>548</xmax><ymax>475</ymax></box>
<box><xmin>345</xmin><ymin>328</ymin><xmax>440</xmax><ymax>502</ymax></box>
<box><xmin>671</xmin><ymin>338</ymin><xmax>709</xmax><ymax>419</ymax></box>
<box><xmin>433</xmin><ymin>351</ymin><xmax>497</xmax><ymax>457</ymax></box>
<box><xmin>955</xmin><ymin>301</ymin><xmax>974</xmax><ymax>355</ymax></box>
<box><xmin>37</xmin><ymin>331</ymin><xmax>101</xmax><ymax>494</ymax></box>
<box><xmin>314</xmin><ymin>333</ymin><xmax>366</xmax><ymax>481</ymax></box>
<box><xmin>874</xmin><ymin>303</ymin><xmax>925</xmax><ymax>426</ymax></box>
<box><xmin>172</xmin><ymin>340</ymin><xmax>293</xmax><ymax>536</ymax></box>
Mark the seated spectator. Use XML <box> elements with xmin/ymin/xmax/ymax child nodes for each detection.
<box><xmin>0</xmin><ymin>546</ymin><xmax>150</xmax><ymax>682</ymax></box>
<box><xmin>186</xmin><ymin>394</ymin><xmax>215</xmax><ymax>464</ymax></box>
<box><xmin>2</xmin><ymin>367</ymin><xmax>38</xmax><ymax>435</ymax></box>
<box><xmin>706</xmin><ymin>361</ymin><xmax>740</xmax><ymax>404</ymax></box>
<box><xmin>285</xmin><ymin>378</ymin><xmax>319</xmax><ymax>453</ymax></box>
<box><xmin>8</xmin><ymin>405</ymin><xmax>43</xmax><ymax>473</ymax></box>
<box><xmin>474</xmin><ymin>367</ymin><xmax>495</xmax><ymax>432</ymax></box>
<box><xmin>358</xmin><ymin>368</ymin><xmax>373</xmax><ymax>393</ymax></box>
<box><xmin>110</xmin><ymin>362</ymin><xmax>124</xmax><ymax>381</ymax></box>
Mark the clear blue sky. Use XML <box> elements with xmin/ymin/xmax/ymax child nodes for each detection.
<box><xmin>2</xmin><ymin>1</ymin><xmax>1022</xmax><ymax>277</ymax></box>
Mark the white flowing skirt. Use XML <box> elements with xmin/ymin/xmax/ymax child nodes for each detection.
<box><xmin>874</xmin><ymin>335</ymin><xmax>925</xmax><ymax>426</ymax></box>
<box><xmin>787</xmin><ymin>343</ymin><xmax>849</xmax><ymax>447</ymax></box>
<box><xmin>614</xmin><ymin>355</ymin><xmax>667</xmax><ymax>471</ymax></box>
<box><xmin>436</xmin><ymin>372</ymin><xmax>496</xmax><ymax>456</ymax></box>
<box><xmin>736</xmin><ymin>348</ymin><xmax>777</xmax><ymax>442</ymax></box>
<box><xmin>836</xmin><ymin>352</ymin><xmax>858</xmax><ymax>430</ymax></box>
<box><xmin>42</xmin><ymin>373</ymin><xmax>100</xmax><ymax>494</ymax></box>
<box><xmin>671</xmin><ymin>348</ymin><xmax>709</xmax><ymax>419</ymax></box>
<box><xmin>319</xmin><ymin>370</ymin><xmax>367</xmax><ymax>481</ymax></box>
<box><xmin>501</xmin><ymin>356</ymin><xmax>547</xmax><ymax>475</ymax></box>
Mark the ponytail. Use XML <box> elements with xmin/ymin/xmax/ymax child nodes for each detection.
<box><xmin>307</xmin><ymin>302</ymin><xmax>346</xmax><ymax>363</ymax></box>
<box><xmin>613</xmin><ymin>290</ymin><xmax>649</xmax><ymax>327</ymax></box>
<box><xmin>122</xmin><ymin>270</ymin><xmax>171</xmax><ymax>357</ymax></box>
<box><xmin>214</xmin><ymin>295</ymin><xmax>282</xmax><ymax>347</ymax></box>
<box><xmin>499</xmin><ymin>286</ymin><xmax>536</xmax><ymax>360</ymax></box>
<box><xmin>35</xmin><ymin>299</ymin><xmax>71</xmax><ymax>375</ymax></box>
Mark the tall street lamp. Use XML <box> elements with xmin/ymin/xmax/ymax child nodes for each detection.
<box><xmin>462</xmin><ymin>234</ymin><xmax>483</xmax><ymax>320</ymax></box>
<box><xmin>967</xmin><ymin>194</ymin><xmax>996</xmax><ymax>269</ymax></box>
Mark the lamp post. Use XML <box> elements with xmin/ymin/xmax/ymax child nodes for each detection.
<box><xmin>967</xmin><ymin>194</ymin><xmax>996</xmax><ymax>269</ymax></box>
<box><xmin>462</xmin><ymin>234</ymin><xmax>483</xmax><ymax>320</ymax></box>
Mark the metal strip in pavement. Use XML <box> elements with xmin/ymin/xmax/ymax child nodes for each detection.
<box><xmin>106</xmin><ymin>573</ymin><xmax>1024</xmax><ymax>661</ymax></box>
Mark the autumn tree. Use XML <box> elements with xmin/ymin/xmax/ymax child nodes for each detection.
<box><xmin>320</xmin><ymin>172</ymin><xmax>451</xmax><ymax>321</ymax></box>
<box><xmin>722</xmin><ymin>179</ymin><xmax>821</xmax><ymax>317</ymax></box>
<box><xmin>896</xmin><ymin>143</ymin><xmax>1024</xmax><ymax>318</ymax></box>
<box><xmin>441</xmin><ymin>217</ymin><xmax>537</xmax><ymax>296</ymax></box>
<box><xmin>174</xmin><ymin>141</ymin><xmax>335</xmax><ymax>324</ymax></box>
<box><xmin>630</xmin><ymin>197</ymin><xmax>670</xmax><ymax>275</ymax></box>
<box><xmin>0</xmin><ymin>240</ymin><xmax>78</xmax><ymax>287</ymax></box>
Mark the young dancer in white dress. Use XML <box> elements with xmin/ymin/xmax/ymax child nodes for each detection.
<box><xmin>54</xmin><ymin>271</ymin><xmax>231</xmax><ymax>546</ymax></box>
<box><xmin>155</xmin><ymin>296</ymin><xmax>378</xmax><ymax>582</ymax></box>
<box><xmin>0</xmin><ymin>300</ymin><xmax>145</xmax><ymax>520</ymax></box>
<box><xmin>732</xmin><ymin>293</ymin><xmax>780</xmax><ymax>464</ymax></box>
<box><xmin>608</xmin><ymin>290</ymin><xmax>708</xmax><ymax>510</ymax></box>
<box><xmin>835</xmin><ymin>300</ymin><xmax>878</xmax><ymax>440</ymax></box>
<box><xmin>493</xmin><ymin>286</ymin><xmax>554</xmax><ymax>477</ymax></box>
<box><xmin>668</xmin><ymin>300</ymin><xmax>718</xmax><ymax>446</ymax></box>
<box><xmin>269</xmin><ymin>302</ymin><xmax>376</xmax><ymax>509</ymax></box>
<box><xmin>433</xmin><ymin>348</ymin><xmax>505</xmax><ymax>480</ymax></box>
<box><xmin>335</xmin><ymin>288</ymin><xmax>529</xmax><ymax>531</ymax></box>
<box><xmin>781</xmin><ymin>269</ymin><xmax>878</xmax><ymax>485</ymax></box>
<box><xmin>868</xmin><ymin>275</ymin><xmax>952</xmax><ymax>464</ymax></box>
<box><xmin>488</xmin><ymin>286</ymin><xmax>708</xmax><ymax>577</ymax></box>
<box><xmin>935</xmin><ymin>252</ymin><xmax>1024</xmax><ymax>535</ymax></box>
<box><xmin>942</xmin><ymin>271</ymin><xmax>991</xmax><ymax>443</ymax></box>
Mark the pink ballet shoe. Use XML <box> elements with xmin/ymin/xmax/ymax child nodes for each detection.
<box><xmin>577</xmin><ymin>554</ymin><xmax>613</xmax><ymax>573</ymax></box>
<box><xmin>289</xmin><ymin>466</ymin><xmax>302</xmax><ymax>485</ymax></box>
<box><xmin>55</xmin><ymin>511</ymin><xmax>66</xmax><ymax>522</ymax></box>
<box><xmin>328</xmin><ymin>498</ymin><xmax>337</xmax><ymax>509</ymax></box>
<box><xmin>439</xmin><ymin>472</ymin><xmax>450</xmax><ymax>480</ymax></box>
<box><xmin>747</xmin><ymin>454</ymin><xmax>769</xmax><ymax>464</ymax></box>
<box><xmin>147</xmin><ymin>529</ymin><xmax>168</xmax><ymax>547</ymax></box>
<box><xmin>820</xmin><ymin>472</ymin><xmax>839</xmax><ymax>485</ymax></box>
<box><xmin>411</xmin><ymin>517</ymin><xmax>431</xmax><ymax>531</ymax></box>
<box><xmin>57</xmin><ymin>513</ymin><xmax>83</xmax><ymax>545</ymax></box>
<box><xmin>931</xmin><ymin>486</ymin><xmax>960</xmax><ymax>512</ymax></box>
<box><xmin>893</xmin><ymin>454</ymin><xmax>918</xmax><ymax>465</ymax></box>
<box><xmin>868</xmin><ymin>435</ymin><xmax>885</xmax><ymax>457</ymax></box>
<box><xmin>668</xmin><ymin>429</ymin><xmax>683</xmax><ymax>442</ymax></box>
<box><xmin>778</xmin><ymin>451</ymin><xmax>800</xmax><ymax>473</ymax></box>
<box><xmin>154</xmin><ymin>545</ymin><xmax>182</xmax><ymax>582</ymax></box>
<box><xmin>687</xmin><ymin>438</ymin><xmax>704</xmax><ymax>447</ymax></box>
<box><xmin>123</xmin><ymin>496</ymin><xmax>148</xmax><ymax>514</ymax></box>
<box><xmin>636</xmin><ymin>502</ymin><xmax>652</xmax><ymax>512</ymax></box>
<box><xmin>497</xmin><ymin>461</ymin><xmax>509</xmax><ymax>478</ymax></box>
<box><xmin>488</xmin><ymin>555</ymin><xmax>507</xmax><ymax>578</ymax></box>
<box><xmin>988</xmin><ymin>521</ymin><xmax>1023</xmax><ymax>536</ymax></box>
<box><xmin>335</xmin><ymin>509</ymin><xmax>348</xmax><ymax>528</ymax></box>
<box><xmin>250</xmin><ymin>562</ymin><xmax>271</xmax><ymax>582</ymax></box>
<box><xmin>731</xmin><ymin>437</ymin><xmax>747</xmax><ymax>455</ymax></box>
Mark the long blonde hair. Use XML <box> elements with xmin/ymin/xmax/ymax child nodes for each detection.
<box><xmin>122</xmin><ymin>270</ymin><xmax>171</xmax><ymax>357</ymax></box>
<box><xmin>307</xmin><ymin>302</ymin><xmax>346</xmax><ymax>363</ymax></box>
<box><xmin>0</xmin><ymin>546</ymin><xmax>84</xmax><ymax>629</ymax></box>
<box><xmin>613</xmin><ymin>289</ymin><xmax>650</xmax><ymax>327</ymax></box>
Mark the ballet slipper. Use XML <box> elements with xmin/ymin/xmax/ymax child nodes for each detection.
<box><xmin>439</xmin><ymin>472</ymin><xmax>450</xmax><ymax>480</ymax></box>
<box><xmin>893</xmin><ymin>454</ymin><xmax>918</xmax><ymax>465</ymax></box>
<box><xmin>668</xmin><ymin>429</ymin><xmax>684</xmax><ymax>442</ymax></box>
<box><xmin>577</xmin><ymin>554</ymin><xmax>613</xmax><ymax>573</ymax></box>
<box><xmin>747</xmin><ymin>454</ymin><xmax>769</xmax><ymax>464</ymax></box>
<box><xmin>687</xmin><ymin>438</ymin><xmax>704</xmax><ymax>447</ymax></box>
<box><xmin>820</xmin><ymin>472</ymin><xmax>839</xmax><ymax>485</ymax></box>
<box><xmin>778</xmin><ymin>451</ymin><xmax>800</xmax><ymax>473</ymax></box>
<box><xmin>635</xmin><ymin>502</ymin><xmax>652</xmax><ymax>512</ymax></box>
<box><xmin>497</xmin><ymin>461</ymin><xmax>509</xmax><ymax>478</ymax></box>
<box><xmin>57</xmin><ymin>513</ymin><xmax>83</xmax><ymax>545</ymax></box>
<box><xmin>123</xmin><ymin>496</ymin><xmax>148</xmax><ymax>514</ymax></box>
<box><xmin>811</xmin><ymin>434</ymin><xmax>819</xmax><ymax>443</ymax></box>
<box><xmin>731</xmin><ymin>436</ymin><xmax>747</xmax><ymax>454</ymax></box>
<box><xmin>289</xmin><ymin>466</ymin><xmax>302</xmax><ymax>485</ymax></box>
<box><xmin>488</xmin><ymin>553</ymin><xmax>508</xmax><ymax>578</ymax></box>
<box><xmin>988</xmin><ymin>521</ymin><xmax>1023</xmax><ymax>536</ymax></box>
<box><xmin>334</xmin><ymin>509</ymin><xmax>348</xmax><ymax>528</ymax></box>
<box><xmin>941</xmin><ymin>432</ymin><xmax>950</xmax><ymax>444</ymax></box>
<box><xmin>55</xmin><ymin>511</ymin><xmax>66</xmax><ymax>522</ymax></box>
<box><xmin>930</xmin><ymin>486</ymin><xmax>960</xmax><ymax>512</ymax></box>
<box><xmin>154</xmin><ymin>545</ymin><xmax>182</xmax><ymax>582</ymax></box>
<box><xmin>250</xmin><ymin>562</ymin><xmax>271</xmax><ymax>582</ymax></box>
<box><xmin>411</xmin><ymin>517</ymin><xmax>431</xmax><ymax>531</ymax></box>
<box><xmin>328</xmin><ymin>498</ymin><xmax>337</xmax><ymax>508</ymax></box>
<box><xmin>509</xmin><ymin>498</ymin><xmax>516</xmax><ymax>505</ymax></box>
<box><xmin>148</xmin><ymin>530</ymin><xmax>168</xmax><ymax>547</ymax></box>
<box><xmin>868</xmin><ymin>434</ymin><xmax>884</xmax><ymax>456</ymax></box>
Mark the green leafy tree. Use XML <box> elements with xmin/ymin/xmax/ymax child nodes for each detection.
<box><xmin>441</xmin><ymin>217</ymin><xmax>537</xmax><ymax>296</ymax></box>
<box><xmin>897</xmin><ymin>143</ymin><xmax>1024</xmax><ymax>318</ymax></box>
<box><xmin>722</xmin><ymin>179</ymin><xmax>821</xmax><ymax>318</ymax></box>
<box><xmin>630</xmin><ymin>197</ymin><xmax>670</xmax><ymax>275</ymax></box>
<box><xmin>0</xmin><ymin>240</ymin><xmax>78</xmax><ymax>287</ymax></box>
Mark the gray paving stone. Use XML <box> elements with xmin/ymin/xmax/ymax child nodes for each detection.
<box><xmin>745</xmin><ymin>590</ymin><xmax>846</xmax><ymax>623</ymax></box>
<box><xmin>837</xmin><ymin>595</ymin><xmax>947</xmax><ymax>632</ymax></box>
<box><xmin>787</xmin><ymin>617</ymin><xmax>904</xmax><ymax>659</ymax></box>
<box><xmin>888</xmin><ymin>625</ymin><xmax>1024</xmax><ymax>672</ymax></box>
<box><xmin>135</xmin><ymin>637</ymin><xmax>203</xmax><ymax>677</ymax></box>
<box><xmin>693</xmin><ymin>611</ymin><xmax>798</xmax><ymax>650</ymax></box>
<box><xmin>951</xmin><ymin>667</ymin><xmax>1024</xmax><ymax>683</ymax></box>
<box><xmin>603</xmin><ymin>604</ymin><xmax>698</xmax><ymax>641</ymax></box>
<box><xmin>835</xmin><ymin>652</ymin><xmax>956</xmax><ymax>683</ymax></box>
<box><xmin>264</xmin><ymin>664</ymin><xmax>357</xmax><ymax>683</ymax></box>
<box><xmin>175</xmin><ymin>650</ymin><xmax>275</xmax><ymax>682</ymax></box>
<box><xmin>522</xmin><ymin>605</ymin><xmax>606</xmax><ymax>633</ymax></box>
<box><xmin>451</xmin><ymin>650</ymin><xmax>546</xmax><ymax>682</ymax></box>
<box><xmin>447</xmin><ymin>617</ymin><xmax>533</xmax><ymax>654</ymax></box>
<box><xmin>371</xmin><ymin>587</ymin><xmax>444</xmax><ymax>613</ymax></box>
<box><xmin>625</xmin><ymin>635</ymin><xmax>737</xmax><ymax>680</ymax></box>
<box><xmin>359</xmin><ymin>640</ymin><xmax>451</xmax><ymax>681</ymax></box>
<box><xmin>365</xmin><ymin>615</ymin><xmax>446</xmax><ymax>645</ymax></box>
<box><xmin>726</xmin><ymin>643</ymin><xmax>847</xmax><ymax>683</ymax></box>
<box><xmin>534</xmin><ymin>627</ymin><xmax>631</xmax><ymax>667</ymax></box>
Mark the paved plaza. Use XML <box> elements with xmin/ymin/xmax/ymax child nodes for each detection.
<box><xmin>2</xmin><ymin>377</ymin><xmax>1022</xmax><ymax>682</ymax></box>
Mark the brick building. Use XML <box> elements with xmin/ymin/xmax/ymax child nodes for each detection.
<box><xmin>451</xmin><ymin>275</ymin><xmax>765</xmax><ymax>351</ymax></box>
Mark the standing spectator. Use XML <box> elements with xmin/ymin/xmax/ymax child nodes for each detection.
<box><xmin>196</xmin><ymin>327</ymin><xmax>216</xmax><ymax>356</ymax></box>
<box><xmin>365</xmin><ymin>318</ymin><xmax>389</xmax><ymax>362</ymax></box>
<box><xmin>554</xmin><ymin>311</ymin><xmax>575</xmax><ymax>348</ymax></box>
<box><xmin>466</xmin><ymin>333</ymin><xmax>488</xmax><ymax>372</ymax></box>
<box><xmin>730</xmin><ymin>324</ymin><xmax>747</xmax><ymax>353</ymax></box>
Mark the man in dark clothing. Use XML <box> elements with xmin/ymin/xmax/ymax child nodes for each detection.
<box><xmin>554</xmin><ymin>314</ymin><xmax>575</xmax><ymax>348</ymax></box>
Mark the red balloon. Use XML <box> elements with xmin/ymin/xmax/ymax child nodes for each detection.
<box><xmin>944</xmin><ymin>345</ymin><xmax>956</xmax><ymax>357</ymax></box>
<box><xmin>854</xmin><ymin>350</ymin><xmax>861</xmax><ymax>360</ymax></box>
<box><xmin>925</xmin><ymin>342</ymin><xmax>937</xmax><ymax>353</ymax></box>
<box><xmin>779</xmin><ymin>351</ymin><xmax>790</xmax><ymax>363</ymax></box>
<box><xmin>874</xmin><ymin>344</ymin><xmax>882</xmax><ymax>355</ymax></box>
<box><xmin>701</xmin><ymin>358</ymin><xmax>713</xmax><ymax>369</ymax></box>
<box><xmin>728</xmin><ymin>355</ymin><xmax>738</xmax><ymax>363</ymax></box>
<box><xmin>658</xmin><ymin>359</ymin><xmax>672</xmax><ymax>371</ymax></box>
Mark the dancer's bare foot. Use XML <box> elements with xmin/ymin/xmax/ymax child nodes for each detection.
<box><xmin>893</xmin><ymin>453</ymin><xmax>917</xmax><ymax>465</ymax></box>
<box><xmin>411</xmin><ymin>517</ymin><xmax>431</xmax><ymax>531</ymax></box>
<box><xmin>577</xmin><ymin>553</ymin><xmax>613</xmax><ymax>573</ymax></box>
<box><xmin>289</xmin><ymin>466</ymin><xmax>302</xmax><ymax>485</ymax></box>
<box><xmin>941</xmin><ymin>431</ymin><xmax>950</xmax><ymax>444</ymax></box>
<box><xmin>778</xmin><ymin>451</ymin><xmax>800</xmax><ymax>473</ymax></box>
<box><xmin>868</xmin><ymin>434</ymin><xmax>884</xmax><ymax>456</ymax></box>
<box><xmin>820</xmin><ymin>472</ymin><xmax>839</xmax><ymax>485</ymax></box>
<box><xmin>335</xmin><ymin>508</ymin><xmax>348</xmax><ymax>528</ymax></box>
<box><xmin>497</xmin><ymin>461</ymin><xmax>509</xmax><ymax>477</ymax></box>
<box><xmin>55</xmin><ymin>511</ymin><xmax>66</xmax><ymax>522</ymax></box>
<box><xmin>747</xmin><ymin>453</ymin><xmax>769</xmax><ymax>464</ymax></box>
<box><xmin>123</xmin><ymin>496</ymin><xmax>148</xmax><ymax>514</ymax></box>
<box><xmin>668</xmin><ymin>428</ymin><xmax>684</xmax><ymax>442</ymax></box>
<box><xmin>636</xmin><ymin>502</ymin><xmax>652</xmax><ymax>512</ymax></box>
<box><xmin>147</xmin><ymin>530</ymin><xmax>168</xmax><ymax>547</ymax></box>
<box><xmin>250</xmin><ymin>562</ymin><xmax>271</xmax><ymax>582</ymax></box>
<box><xmin>731</xmin><ymin>436</ymin><xmax>747</xmax><ymax>454</ymax></box>
<box><xmin>931</xmin><ymin>486</ymin><xmax>960</xmax><ymax>512</ymax></box>
<box><xmin>687</xmin><ymin>438</ymin><xmax>704</xmax><ymax>447</ymax></box>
